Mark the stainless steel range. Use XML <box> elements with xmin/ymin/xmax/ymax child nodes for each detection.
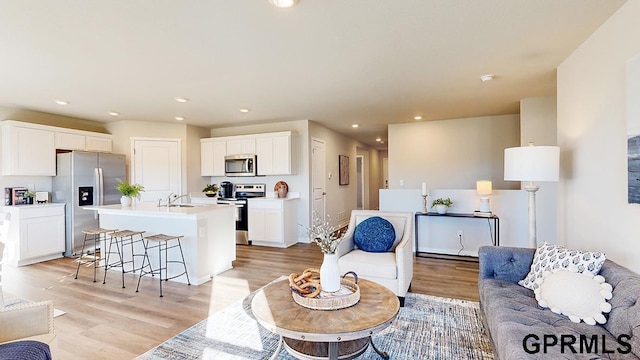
<box><xmin>216</xmin><ymin>183</ymin><xmax>265</xmax><ymax>245</ymax></box>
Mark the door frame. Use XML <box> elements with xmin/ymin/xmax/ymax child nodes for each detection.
<box><xmin>311</xmin><ymin>137</ymin><xmax>327</xmax><ymax>227</ymax></box>
<box><xmin>356</xmin><ymin>155</ymin><xmax>365</xmax><ymax>210</ymax></box>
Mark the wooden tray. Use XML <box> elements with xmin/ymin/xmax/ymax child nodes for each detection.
<box><xmin>292</xmin><ymin>278</ymin><xmax>360</xmax><ymax>310</ymax></box>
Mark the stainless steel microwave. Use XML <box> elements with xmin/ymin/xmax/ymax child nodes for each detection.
<box><xmin>224</xmin><ymin>154</ymin><xmax>257</xmax><ymax>177</ymax></box>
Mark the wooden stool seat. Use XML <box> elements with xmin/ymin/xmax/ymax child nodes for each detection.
<box><xmin>144</xmin><ymin>234</ymin><xmax>183</xmax><ymax>242</ymax></box>
<box><xmin>110</xmin><ymin>230</ymin><xmax>145</xmax><ymax>238</ymax></box>
<box><xmin>82</xmin><ymin>228</ymin><xmax>115</xmax><ymax>235</ymax></box>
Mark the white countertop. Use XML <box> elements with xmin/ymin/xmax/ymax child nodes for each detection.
<box><xmin>85</xmin><ymin>203</ymin><xmax>233</xmax><ymax>217</ymax></box>
<box><xmin>1</xmin><ymin>202</ymin><xmax>65</xmax><ymax>208</ymax></box>
<box><xmin>257</xmin><ymin>192</ymin><xmax>301</xmax><ymax>201</ymax></box>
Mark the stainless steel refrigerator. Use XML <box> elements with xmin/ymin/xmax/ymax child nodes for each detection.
<box><xmin>52</xmin><ymin>151</ymin><xmax>126</xmax><ymax>257</ymax></box>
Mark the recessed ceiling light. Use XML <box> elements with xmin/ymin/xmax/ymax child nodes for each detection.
<box><xmin>175</xmin><ymin>116</ymin><xmax>185</xmax><ymax>121</ymax></box>
<box><xmin>175</xmin><ymin>97</ymin><xmax>189</xmax><ymax>103</ymax></box>
<box><xmin>55</xmin><ymin>100</ymin><xmax>69</xmax><ymax>105</ymax></box>
<box><xmin>414</xmin><ymin>116</ymin><xmax>422</xmax><ymax>120</ymax></box>
<box><xmin>376</xmin><ymin>137</ymin><xmax>382</xmax><ymax>142</ymax></box>
<box><xmin>239</xmin><ymin>108</ymin><xmax>250</xmax><ymax>113</ymax></box>
<box><xmin>108</xmin><ymin>111</ymin><xmax>120</xmax><ymax>117</ymax></box>
<box><xmin>480</xmin><ymin>74</ymin><xmax>495</xmax><ymax>82</ymax></box>
<box><xmin>269</xmin><ymin>0</ymin><xmax>298</xmax><ymax>8</ymax></box>
<box><xmin>352</xmin><ymin>124</ymin><xmax>359</xmax><ymax>128</ymax></box>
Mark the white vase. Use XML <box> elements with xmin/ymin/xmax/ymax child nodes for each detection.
<box><xmin>436</xmin><ymin>204</ymin><xmax>448</xmax><ymax>214</ymax></box>
<box><xmin>320</xmin><ymin>253</ymin><xmax>341</xmax><ymax>293</ymax></box>
<box><xmin>120</xmin><ymin>196</ymin><xmax>132</xmax><ymax>206</ymax></box>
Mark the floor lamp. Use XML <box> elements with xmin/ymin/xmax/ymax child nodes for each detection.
<box><xmin>504</xmin><ymin>143</ymin><xmax>559</xmax><ymax>248</ymax></box>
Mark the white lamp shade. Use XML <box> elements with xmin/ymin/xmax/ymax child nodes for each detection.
<box><xmin>476</xmin><ymin>180</ymin><xmax>492</xmax><ymax>195</ymax></box>
<box><xmin>504</xmin><ymin>145</ymin><xmax>559</xmax><ymax>182</ymax></box>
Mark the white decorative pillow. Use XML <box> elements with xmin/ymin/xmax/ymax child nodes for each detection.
<box><xmin>519</xmin><ymin>242</ymin><xmax>606</xmax><ymax>290</ymax></box>
<box><xmin>534</xmin><ymin>268</ymin><xmax>612</xmax><ymax>325</ymax></box>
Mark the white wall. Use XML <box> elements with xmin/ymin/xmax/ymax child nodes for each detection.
<box><xmin>385</xmin><ymin>103</ymin><xmax>561</xmax><ymax>254</ymax></box>
<box><xmin>520</xmin><ymin>96</ymin><xmax>558</xmax><ymax>245</ymax></box>
<box><xmin>388</xmin><ymin>114</ymin><xmax>521</xmax><ymax>191</ymax></box>
<box><xmin>557</xmin><ymin>0</ymin><xmax>640</xmax><ymax>273</ymax></box>
<box><xmin>105</xmin><ymin>121</ymin><xmax>211</xmax><ymax>196</ymax></box>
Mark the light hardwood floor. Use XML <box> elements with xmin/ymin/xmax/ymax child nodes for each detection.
<box><xmin>3</xmin><ymin>243</ymin><xmax>479</xmax><ymax>360</ymax></box>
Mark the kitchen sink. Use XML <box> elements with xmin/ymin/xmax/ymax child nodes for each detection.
<box><xmin>167</xmin><ymin>204</ymin><xmax>195</xmax><ymax>208</ymax></box>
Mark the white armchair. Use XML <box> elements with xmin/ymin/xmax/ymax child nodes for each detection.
<box><xmin>336</xmin><ymin>210</ymin><xmax>414</xmax><ymax>306</ymax></box>
<box><xmin>0</xmin><ymin>241</ymin><xmax>57</xmax><ymax>358</ymax></box>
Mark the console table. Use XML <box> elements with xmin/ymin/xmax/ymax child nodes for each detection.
<box><xmin>414</xmin><ymin>212</ymin><xmax>499</xmax><ymax>258</ymax></box>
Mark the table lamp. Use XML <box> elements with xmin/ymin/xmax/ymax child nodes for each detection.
<box><xmin>504</xmin><ymin>143</ymin><xmax>559</xmax><ymax>248</ymax></box>
<box><xmin>476</xmin><ymin>180</ymin><xmax>492</xmax><ymax>213</ymax></box>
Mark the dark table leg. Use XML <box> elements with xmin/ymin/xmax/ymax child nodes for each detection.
<box><xmin>370</xmin><ymin>336</ymin><xmax>390</xmax><ymax>359</ymax></box>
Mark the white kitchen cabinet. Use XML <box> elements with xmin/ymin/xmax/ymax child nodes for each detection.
<box><xmin>55</xmin><ymin>131</ymin><xmax>86</xmax><ymax>150</ymax></box>
<box><xmin>1</xmin><ymin>204</ymin><xmax>65</xmax><ymax>266</ymax></box>
<box><xmin>256</xmin><ymin>132</ymin><xmax>296</xmax><ymax>175</ymax></box>
<box><xmin>201</xmin><ymin>131</ymin><xmax>296</xmax><ymax>176</ymax></box>
<box><xmin>248</xmin><ymin>196</ymin><xmax>298</xmax><ymax>248</ymax></box>
<box><xmin>1</xmin><ymin>121</ymin><xmax>56</xmax><ymax>176</ymax></box>
<box><xmin>226</xmin><ymin>138</ymin><xmax>256</xmax><ymax>155</ymax></box>
<box><xmin>201</xmin><ymin>138</ymin><xmax>227</xmax><ymax>176</ymax></box>
<box><xmin>2</xmin><ymin>120</ymin><xmax>114</xmax><ymax>176</ymax></box>
<box><xmin>85</xmin><ymin>135</ymin><xmax>113</xmax><ymax>152</ymax></box>
<box><xmin>56</xmin><ymin>130</ymin><xmax>113</xmax><ymax>152</ymax></box>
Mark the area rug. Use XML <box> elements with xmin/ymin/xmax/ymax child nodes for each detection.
<box><xmin>136</xmin><ymin>290</ymin><xmax>494</xmax><ymax>360</ymax></box>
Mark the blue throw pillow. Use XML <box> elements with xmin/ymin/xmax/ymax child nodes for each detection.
<box><xmin>354</xmin><ymin>216</ymin><xmax>396</xmax><ymax>252</ymax></box>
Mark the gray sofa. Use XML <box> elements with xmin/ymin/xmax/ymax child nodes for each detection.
<box><xmin>478</xmin><ymin>245</ymin><xmax>640</xmax><ymax>360</ymax></box>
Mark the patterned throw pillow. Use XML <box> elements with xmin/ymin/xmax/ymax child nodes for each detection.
<box><xmin>534</xmin><ymin>268</ymin><xmax>613</xmax><ymax>325</ymax></box>
<box><xmin>518</xmin><ymin>242</ymin><xmax>606</xmax><ymax>290</ymax></box>
<box><xmin>354</xmin><ymin>216</ymin><xmax>396</xmax><ymax>253</ymax></box>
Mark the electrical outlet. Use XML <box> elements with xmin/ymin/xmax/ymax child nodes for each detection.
<box><xmin>457</xmin><ymin>230</ymin><xmax>463</xmax><ymax>238</ymax></box>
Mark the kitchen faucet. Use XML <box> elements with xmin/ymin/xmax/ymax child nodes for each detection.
<box><xmin>167</xmin><ymin>193</ymin><xmax>188</xmax><ymax>207</ymax></box>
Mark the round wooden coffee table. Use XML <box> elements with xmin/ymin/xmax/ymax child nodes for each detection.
<box><xmin>251</xmin><ymin>277</ymin><xmax>400</xmax><ymax>360</ymax></box>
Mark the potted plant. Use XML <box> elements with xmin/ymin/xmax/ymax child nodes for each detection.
<box><xmin>202</xmin><ymin>183</ymin><xmax>219</xmax><ymax>197</ymax></box>
<box><xmin>24</xmin><ymin>190</ymin><xmax>36</xmax><ymax>205</ymax></box>
<box><xmin>431</xmin><ymin>197</ymin><xmax>453</xmax><ymax>214</ymax></box>
<box><xmin>115</xmin><ymin>178</ymin><xmax>144</xmax><ymax>206</ymax></box>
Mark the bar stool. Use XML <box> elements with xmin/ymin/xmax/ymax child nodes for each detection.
<box><xmin>75</xmin><ymin>227</ymin><xmax>116</xmax><ymax>282</ymax></box>
<box><xmin>135</xmin><ymin>234</ymin><xmax>191</xmax><ymax>297</ymax></box>
<box><xmin>102</xmin><ymin>229</ymin><xmax>146</xmax><ymax>288</ymax></box>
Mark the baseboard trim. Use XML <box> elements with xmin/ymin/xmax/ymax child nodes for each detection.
<box><xmin>415</xmin><ymin>252</ymin><xmax>479</xmax><ymax>263</ymax></box>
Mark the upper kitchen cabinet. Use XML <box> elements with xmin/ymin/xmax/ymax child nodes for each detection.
<box><xmin>201</xmin><ymin>138</ymin><xmax>227</xmax><ymax>176</ymax></box>
<box><xmin>256</xmin><ymin>132</ymin><xmax>296</xmax><ymax>176</ymax></box>
<box><xmin>226</xmin><ymin>137</ymin><xmax>256</xmax><ymax>155</ymax></box>
<box><xmin>55</xmin><ymin>130</ymin><xmax>113</xmax><ymax>152</ymax></box>
<box><xmin>201</xmin><ymin>131</ymin><xmax>296</xmax><ymax>177</ymax></box>
<box><xmin>1</xmin><ymin>120</ymin><xmax>114</xmax><ymax>176</ymax></box>
<box><xmin>1</xmin><ymin>121</ymin><xmax>56</xmax><ymax>176</ymax></box>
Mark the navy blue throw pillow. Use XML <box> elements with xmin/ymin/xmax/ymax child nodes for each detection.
<box><xmin>354</xmin><ymin>216</ymin><xmax>396</xmax><ymax>252</ymax></box>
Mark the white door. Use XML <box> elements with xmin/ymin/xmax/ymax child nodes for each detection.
<box><xmin>131</xmin><ymin>138</ymin><xmax>181</xmax><ymax>203</ymax></box>
<box><xmin>311</xmin><ymin>138</ymin><xmax>326</xmax><ymax>224</ymax></box>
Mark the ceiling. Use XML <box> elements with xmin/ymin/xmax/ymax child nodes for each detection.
<box><xmin>0</xmin><ymin>1</ymin><xmax>626</xmax><ymax>149</ymax></box>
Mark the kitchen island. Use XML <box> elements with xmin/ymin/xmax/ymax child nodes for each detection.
<box><xmin>86</xmin><ymin>203</ymin><xmax>235</xmax><ymax>285</ymax></box>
